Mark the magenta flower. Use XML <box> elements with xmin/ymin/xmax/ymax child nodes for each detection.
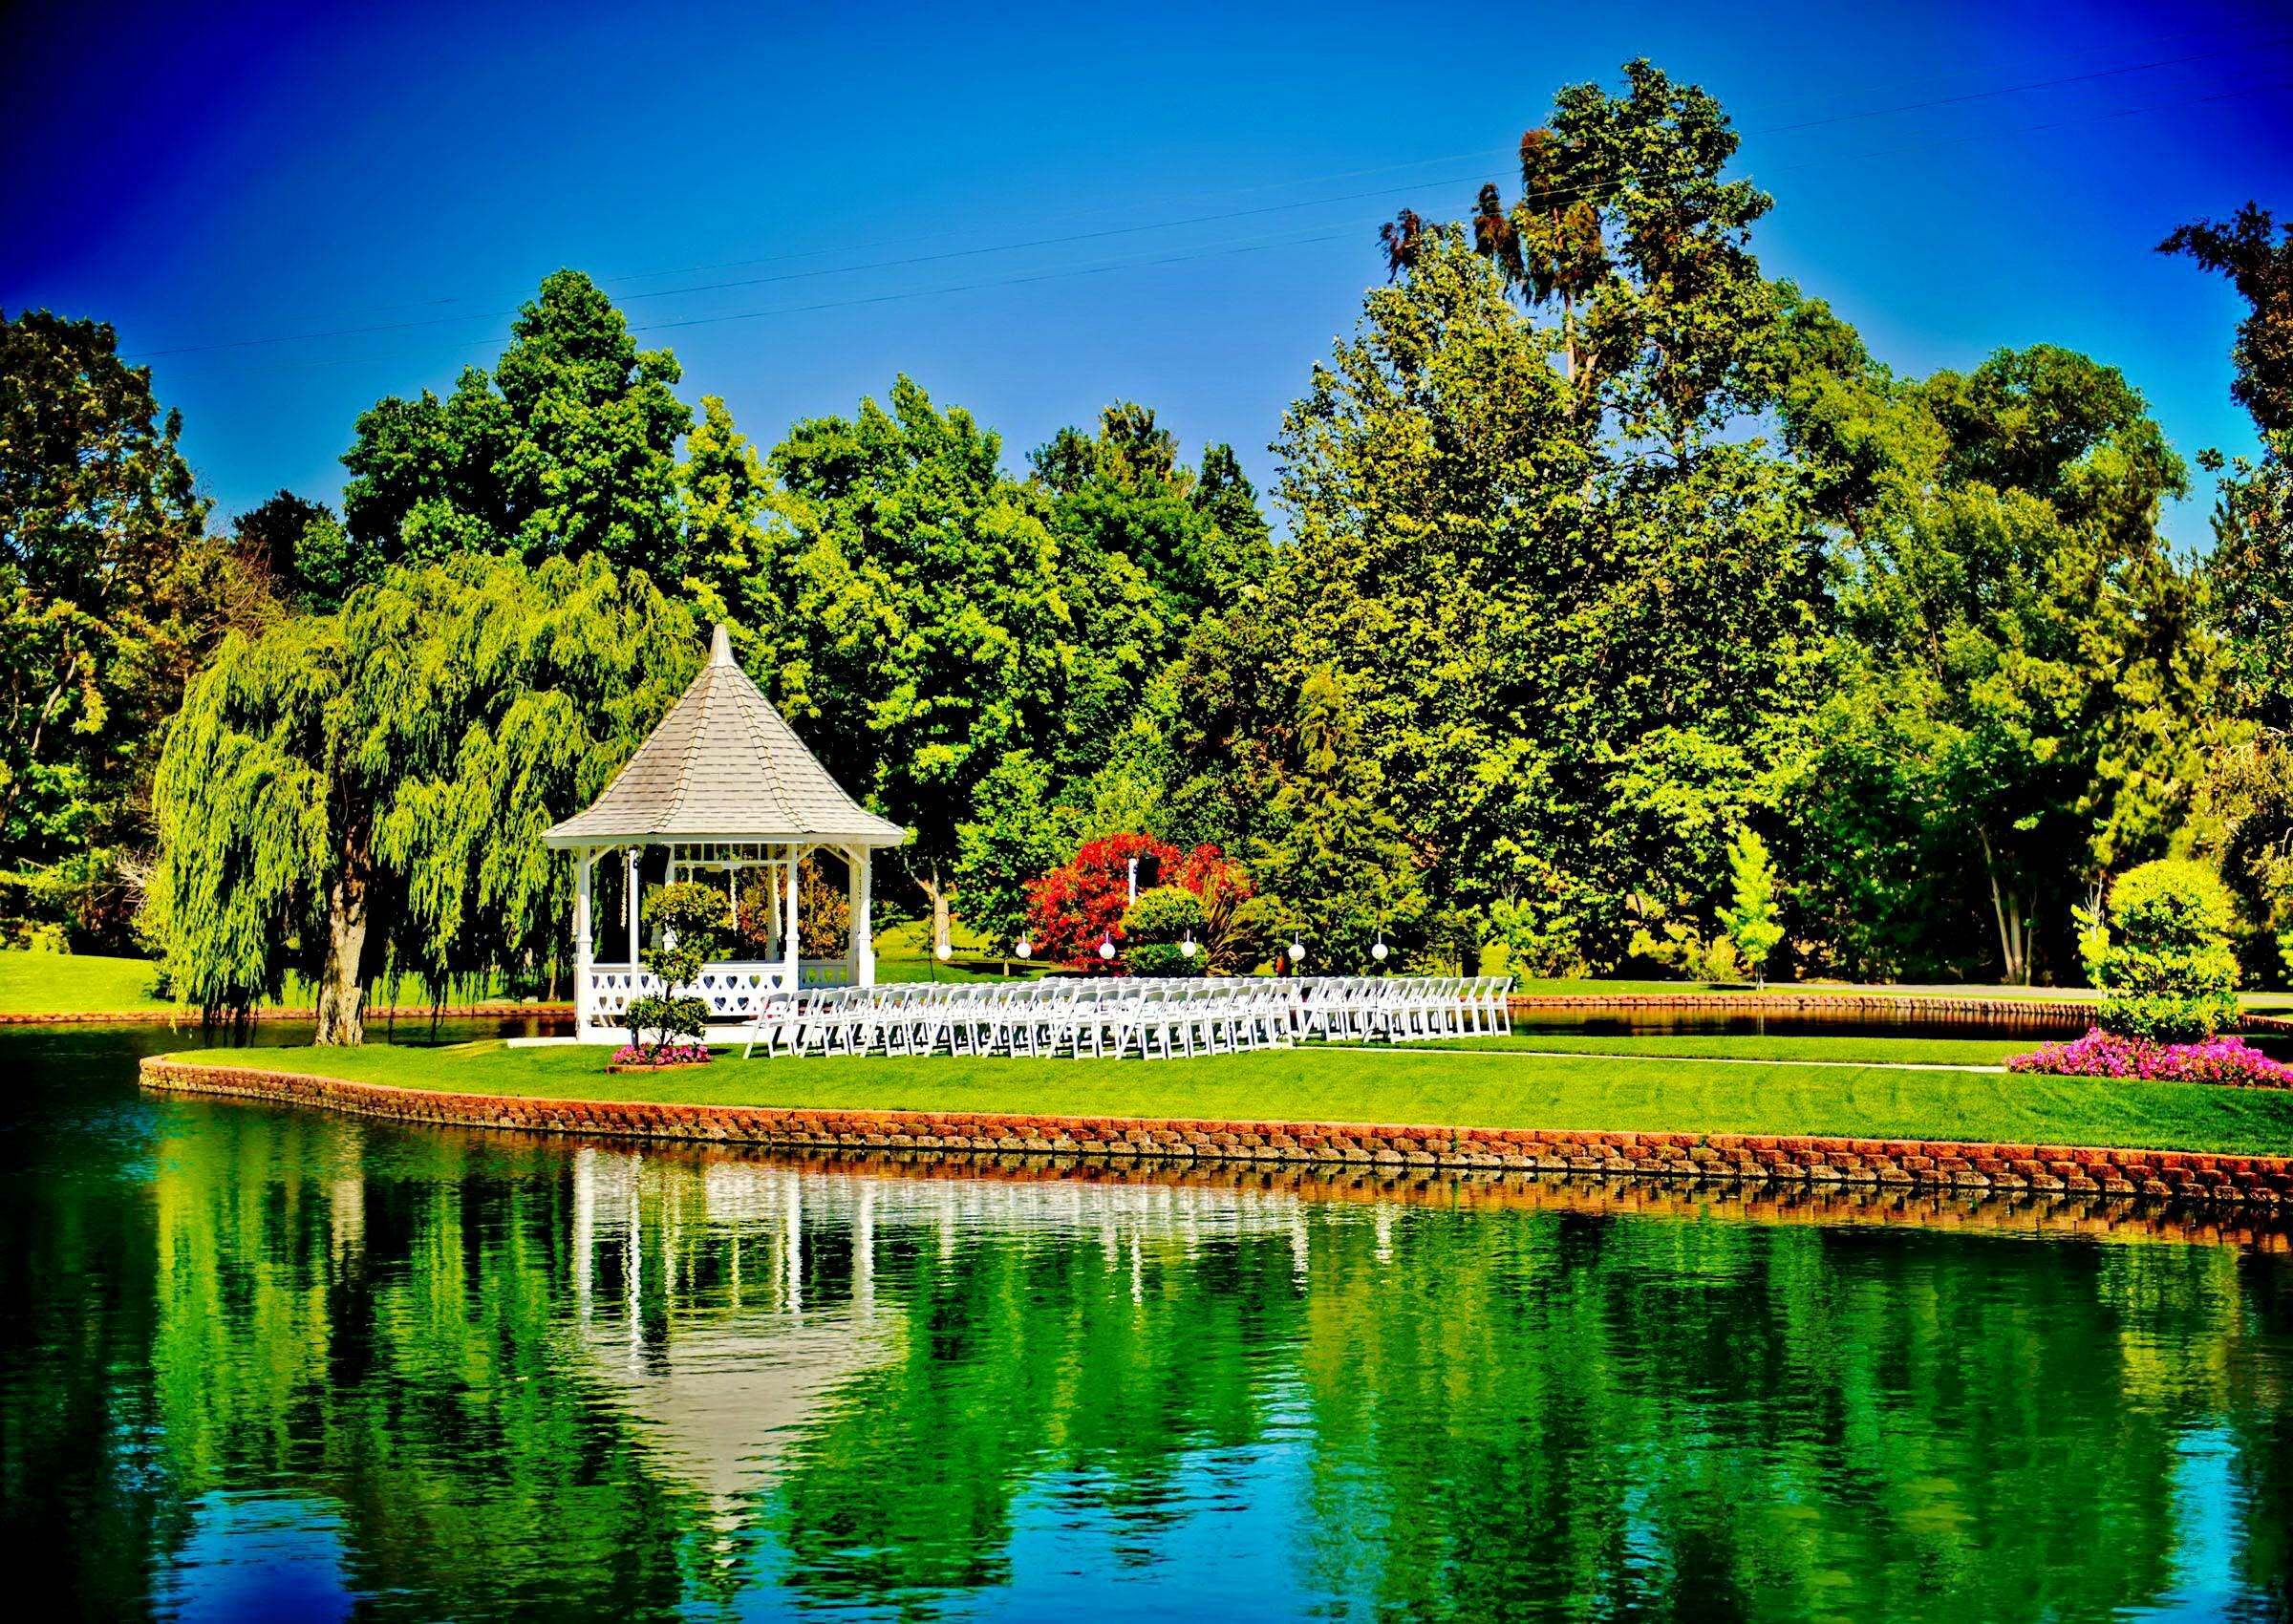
<box><xmin>2007</xmin><ymin>1028</ymin><xmax>2293</xmax><ymax>1088</ymax></box>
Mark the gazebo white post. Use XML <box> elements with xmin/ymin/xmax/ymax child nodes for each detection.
<box><xmin>573</xmin><ymin>847</ymin><xmax>595</xmax><ymax>1032</ymax></box>
<box><xmin>626</xmin><ymin>847</ymin><xmax>643</xmax><ymax>972</ymax></box>
<box><xmin>848</xmin><ymin>844</ymin><xmax>875</xmax><ymax>987</ymax></box>
<box><xmin>782</xmin><ymin>844</ymin><xmax>802</xmax><ymax>993</ymax></box>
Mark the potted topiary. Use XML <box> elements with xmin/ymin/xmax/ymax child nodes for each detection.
<box><xmin>612</xmin><ymin>880</ymin><xmax>730</xmax><ymax>1071</ymax></box>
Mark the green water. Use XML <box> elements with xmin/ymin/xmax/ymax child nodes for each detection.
<box><xmin>7</xmin><ymin>1027</ymin><xmax>2292</xmax><ymax>1621</ymax></box>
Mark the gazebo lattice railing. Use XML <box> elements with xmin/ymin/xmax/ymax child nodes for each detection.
<box><xmin>546</xmin><ymin>626</ymin><xmax>908</xmax><ymax>1044</ymax></box>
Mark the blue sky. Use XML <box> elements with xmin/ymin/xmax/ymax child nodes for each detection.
<box><xmin>5</xmin><ymin>0</ymin><xmax>2288</xmax><ymax>549</ymax></box>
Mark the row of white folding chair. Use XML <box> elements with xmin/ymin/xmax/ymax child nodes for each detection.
<box><xmin>1290</xmin><ymin>975</ymin><xmax>1514</xmax><ymax>1041</ymax></box>
<box><xmin>743</xmin><ymin>977</ymin><xmax>1292</xmax><ymax>1059</ymax></box>
<box><xmin>739</xmin><ymin>973</ymin><xmax>1513</xmax><ymax>1058</ymax></box>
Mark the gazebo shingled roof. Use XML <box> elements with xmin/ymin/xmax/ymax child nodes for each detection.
<box><xmin>543</xmin><ymin>625</ymin><xmax>906</xmax><ymax>849</ymax></box>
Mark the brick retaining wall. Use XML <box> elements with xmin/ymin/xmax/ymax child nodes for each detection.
<box><xmin>139</xmin><ymin>1057</ymin><xmax>2293</xmax><ymax>1207</ymax></box>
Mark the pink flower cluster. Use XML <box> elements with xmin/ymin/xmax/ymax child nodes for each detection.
<box><xmin>2008</xmin><ymin>1027</ymin><xmax>2293</xmax><ymax>1089</ymax></box>
<box><xmin>610</xmin><ymin>1044</ymin><xmax>713</xmax><ymax>1068</ymax></box>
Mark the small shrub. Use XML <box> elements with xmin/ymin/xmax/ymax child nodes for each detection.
<box><xmin>631</xmin><ymin>880</ymin><xmax>729</xmax><ymax>1057</ymax></box>
<box><xmin>2079</xmin><ymin>860</ymin><xmax>2239</xmax><ymax>1042</ymax></box>
<box><xmin>1122</xmin><ymin>885</ymin><xmax>1208</xmax><ymax>977</ymax></box>
<box><xmin>1717</xmin><ymin>827</ymin><xmax>1786</xmax><ymax>989</ymax></box>
<box><xmin>2008</xmin><ymin>1027</ymin><xmax>2292</xmax><ymax>1088</ymax></box>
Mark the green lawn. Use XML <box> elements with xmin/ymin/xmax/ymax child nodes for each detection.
<box><xmin>165</xmin><ymin>1037</ymin><xmax>2293</xmax><ymax>1157</ymax></box>
<box><xmin>0</xmin><ymin>951</ymin><xmax>176</xmax><ymax>1013</ymax></box>
<box><xmin>1420</xmin><ymin>1033</ymin><xmax>2027</xmax><ymax>1066</ymax></box>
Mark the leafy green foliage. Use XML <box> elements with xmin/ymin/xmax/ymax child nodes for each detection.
<box><xmin>2080</xmin><ymin>860</ymin><xmax>2240</xmax><ymax>1042</ymax></box>
<box><xmin>954</xmin><ymin>751</ymin><xmax>1080</xmax><ymax>959</ymax></box>
<box><xmin>692</xmin><ymin>376</ymin><xmax>1154</xmax><ymax>948</ymax></box>
<box><xmin>1030</xmin><ymin>401</ymin><xmax>1271</xmax><ymax>649</ymax></box>
<box><xmin>1119</xmin><ymin>885</ymin><xmax>1207</xmax><ymax>976</ymax></box>
<box><xmin>1189</xmin><ymin>219</ymin><xmax>1819</xmax><ymax>971</ymax></box>
<box><xmin>1</xmin><ymin>309</ymin><xmax>275</xmax><ymax>945</ymax></box>
<box><xmin>1243</xmin><ymin>671</ymin><xmax>1427</xmax><ymax>973</ymax></box>
<box><xmin>627</xmin><ymin>880</ymin><xmax>729</xmax><ymax>1055</ymax></box>
<box><xmin>149</xmin><ymin>553</ymin><xmax>696</xmax><ymax>1040</ymax></box>
<box><xmin>1717</xmin><ymin>827</ymin><xmax>1785</xmax><ymax>986</ymax></box>
<box><xmin>1455</xmin><ymin>59</ymin><xmax>1781</xmax><ymax>448</ymax></box>
<box><xmin>341</xmin><ymin>271</ymin><xmax>691</xmax><ymax>577</ymax></box>
<box><xmin>1624</xmin><ymin>890</ymin><xmax>1740</xmax><ymax>984</ymax></box>
<box><xmin>1787</xmin><ymin>343</ymin><xmax>2218</xmax><ymax>982</ymax></box>
<box><xmin>2160</xmin><ymin>203</ymin><xmax>2293</xmax><ymax>438</ymax></box>
<box><xmin>2162</xmin><ymin>203</ymin><xmax>2293</xmax><ymax>987</ymax></box>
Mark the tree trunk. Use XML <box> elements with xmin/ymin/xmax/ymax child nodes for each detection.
<box><xmin>915</xmin><ymin>865</ymin><xmax>953</xmax><ymax>959</ymax></box>
<box><xmin>314</xmin><ymin>842</ymin><xmax>374</xmax><ymax>1046</ymax></box>
<box><xmin>1978</xmin><ymin>829</ymin><xmax>2029</xmax><ymax>985</ymax></box>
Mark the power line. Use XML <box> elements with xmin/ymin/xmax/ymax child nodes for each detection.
<box><xmin>124</xmin><ymin>53</ymin><xmax>2293</xmax><ymax>370</ymax></box>
<box><xmin>112</xmin><ymin>32</ymin><xmax>2293</xmax><ymax>362</ymax></box>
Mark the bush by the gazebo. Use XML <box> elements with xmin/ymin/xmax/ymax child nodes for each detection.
<box><xmin>625</xmin><ymin>881</ymin><xmax>728</xmax><ymax>1062</ymax></box>
<box><xmin>2078</xmin><ymin>860</ymin><xmax>2240</xmax><ymax>1042</ymax></box>
<box><xmin>1122</xmin><ymin>887</ymin><xmax>1208</xmax><ymax>976</ymax></box>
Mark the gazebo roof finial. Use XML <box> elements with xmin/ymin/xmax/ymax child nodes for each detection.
<box><xmin>709</xmin><ymin>622</ymin><xmax>734</xmax><ymax>667</ymax></box>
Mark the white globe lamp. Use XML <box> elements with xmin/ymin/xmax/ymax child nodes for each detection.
<box><xmin>1287</xmin><ymin>940</ymin><xmax>1305</xmax><ymax>964</ymax></box>
<box><xmin>1180</xmin><ymin>933</ymin><xmax>1197</xmax><ymax>960</ymax></box>
<box><xmin>1016</xmin><ymin>936</ymin><xmax>1032</xmax><ymax>960</ymax></box>
<box><xmin>934</xmin><ymin>941</ymin><xmax>953</xmax><ymax>962</ymax></box>
<box><xmin>1098</xmin><ymin>935</ymin><xmax>1117</xmax><ymax>962</ymax></box>
<box><xmin>1371</xmin><ymin>939</ymin><xmax>1389</xmax><ymax>963</ymax></box>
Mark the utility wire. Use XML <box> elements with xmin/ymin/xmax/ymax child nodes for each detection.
<box><xmin>127</xmin><ymin>58</ymin><xmax>2293</xmax><ymax>370</ymax></box>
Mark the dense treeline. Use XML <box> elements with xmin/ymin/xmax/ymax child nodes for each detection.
<box><xmin>2</xmin><ymin>60</ymin><xmax>2285</xmax><ymax>1020</ymax></box>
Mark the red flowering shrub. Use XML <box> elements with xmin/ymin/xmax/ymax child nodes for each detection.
<box><xmin>1023</xmin><ymin>836</ymin><xmax>1260</xmax><ymax>972</ymax></box>
<box><xmin>1026</xmin><ymin>833</ymin><xmax>1180</xmax><ymax>969</ymax></box>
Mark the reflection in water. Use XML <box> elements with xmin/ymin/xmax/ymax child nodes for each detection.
<box><xmin>3</xmin><ymin>1026</ymin><xmax>2292</xmax><ymax>1620</ymax></box>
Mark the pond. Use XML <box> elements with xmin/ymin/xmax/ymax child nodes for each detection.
<box><xmin>7</xmin><ymin>1025</ymin><xmax>2292</xmax><ymax>1621</ymax></box>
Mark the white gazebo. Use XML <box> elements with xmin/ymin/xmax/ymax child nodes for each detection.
<box><xmin>544</xmin><ymin>624</ymin><xmax>907</xmax><ymax>1043</ymax></box>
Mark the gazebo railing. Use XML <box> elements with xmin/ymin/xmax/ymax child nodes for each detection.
<box><xmin>581</xmin><ymin>959</ymin><xmax>851</xmax><ymax>1035</ymax></box>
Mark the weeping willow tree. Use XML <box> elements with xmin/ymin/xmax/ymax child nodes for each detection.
<box><xmin>148</xmin><ymin>553</ymin><xmax>697</xmax><ymax>1042</ymax></box>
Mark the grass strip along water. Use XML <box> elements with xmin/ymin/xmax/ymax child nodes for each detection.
<box><xmin>161</xmin><ymin>1038</ymin><xmax>2293</xmax><ymax>1159</ymax></box>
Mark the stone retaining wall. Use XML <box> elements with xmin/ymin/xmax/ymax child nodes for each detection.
<box><xmin>139</xmin><ymin>1057</ymin><xmax>2293</xmax><ymax>1207</ymax></box>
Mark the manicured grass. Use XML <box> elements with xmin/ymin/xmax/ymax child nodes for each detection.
<box><xmin>167</xmin><ymin>1037</ymin><xmax>2293</xmax><ymax>1157</ymax></box>
<box><xmin>0</xmin><ymin>951</ymin><xmax>174</xmax><ymax>1013</ymax></box>
<box><xmin>1423</xmin><ymin>1033</ymin><xmax>2026</xmax><ymax>1066</ymax></box>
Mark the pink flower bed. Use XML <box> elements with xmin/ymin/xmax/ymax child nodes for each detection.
<box><xmin>2008</xmin><ymin>1028</ymin><xmax>2293</xmax><ymax>1089</ymax></box>
<box><xmin>610</xmin><ymin>1044</ymin><xmax>713</xmax><ymax>1068</ymax></box>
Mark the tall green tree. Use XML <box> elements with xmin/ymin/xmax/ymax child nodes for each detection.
<box><xmin>231</xmin><ymin>490</ymin><xmax>371</xmax><ymax>610</ymax></box>
<box><xmin>340</xmin><ymin>270</ymin><xmax>691</xmax><ymax>577</ymax></box>
<box><xmin>953</xmin><ymin>750</ymin><xmax>1080</xmax><ymax>962</ymax></box>
<box><xmin>1789</xmin><ymin>344</ymin><xmax>2218</xmax><ymax>982</ymax></box>
<box><xmin>1446</xmin><ymin>58</ymin><xmax>1781</xmax><ymax>449</ymax></box>
<box><xmin>2163</xmin><ymin>203</ymin><xmax>2293</xmax><ymax>980</ymax></box>
<box><xmin>1245</xmin><ymin>669</ymin><xmax>1428</xmax><ymax>972</ymax></box>
<box><xmin>1029</xmin><ymin>401</ymin><xmax>1271</xmax><ymax>645</ymax></box>
<box><xmin>1</xmin><ymin>310</ymin><xmax>273</xmax><ymax>943</ymax></box>
<box><xmin>694</xmin><ymin>376</ymin><xmax>1156</xmax><ymax>951</ymax></box>
<box><xmin>149</xmin><ymin>553</ymin><xmax>696</xmax><ymax>1041</ymax></box>
<box><xmin>1188</xmin><ymin>216</ymin><xmax>1823</xmax><ymax>971</ymax></box>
